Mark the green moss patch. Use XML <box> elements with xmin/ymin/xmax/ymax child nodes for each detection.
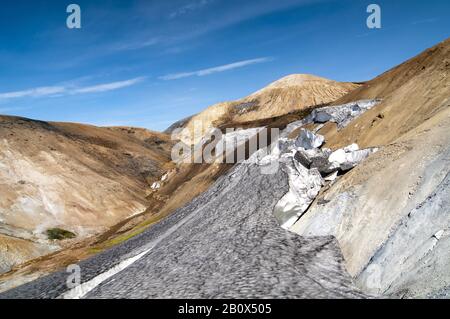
<box><xmin>47</xmin><ymin>228</ymin><xmax>76</xmax><ymax>240</ymax></box>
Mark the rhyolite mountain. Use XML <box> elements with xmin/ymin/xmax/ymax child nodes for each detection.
<box><xmin>170</xmin><ymin>74</ymin><xmax>359</xmax><ymax>145</ymax></box>
<box><xmin>0</xmin><ymin>119</ymin><xmax>174</xmax><ymax>274</ymax></box>
<box><xmin>0</xmin><ymin>38</ymin><xmax>449</xmax><ymax>299</ymax></box>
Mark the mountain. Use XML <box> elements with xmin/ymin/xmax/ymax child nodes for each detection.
<box><xmin>173</xmin><ymin>74</ymin><xmax>359</xmax><ymax>144</ymax></box>
<box><xmin>0</xmin><ymin>117</ymin><xmax>174</xmax><ymax>274</ymax></box>
<box><xmin>0</xmin><ymin>38</ymin><xmax>449</xmax><ymax>299</ymax></box>
<box><xmin>290</xmin><ymin>37</ymin><xmax>450</xmax><ymax>297</ymax></box>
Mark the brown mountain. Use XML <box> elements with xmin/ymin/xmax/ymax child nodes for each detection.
<box><xmin>291</xmin><ymin>37</ymin><xmax>450</xmax><ymax>297</ymax></box>
<box><xmin>0</xmin><ymin>117</ymin><xmax>174</xmax><ymax>273</ymax></box>
<box><xmin>174</xmin><ymin>74</ymin><xmax>359</xmax><ymax>144</ymax></box>
<box><xmin>1</xmin><ymin>38</ymin><xmax>448</xmax><ymax>297</ymax></box>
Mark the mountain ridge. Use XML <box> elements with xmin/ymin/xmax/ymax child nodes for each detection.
<box><xmin>171</xmin><ymin>74</ymin><xmax>360</xmax><ymax>145</ymax></box>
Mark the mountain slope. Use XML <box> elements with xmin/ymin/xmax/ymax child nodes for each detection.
<box><xmin>324</xmin><ymin>38</ymin><xmax>450</xmax><ymax>149</ymax></box>
<box><xmin>174</xmin><ymin>74</ymin><xmax>359</xmax><ymax>144</ymax></box>
<box><xmin>0</xmin><ymin>116</ymin><xmax>174</xmax><ymax>274</ymax></box>
<box><xmin>0</xmin><ymin>76</ymin><xmax>338</xmax><ymax>290</ymax></box>
<box><xmin>0</xmin><ymin>159</ymin><xmax>366</xmax><ymax>299</ymax></box>
<box><xmin>291</xmin><ymin>37</ymin><xmax>450</xmax><ymax>297</ymax></box>
<box><xmin>1</xmin><ymin>39</ymin><xmax>448</xmax><ymax>298</ymax></box>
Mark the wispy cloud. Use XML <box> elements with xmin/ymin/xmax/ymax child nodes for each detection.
<box><xmin>160</xmin><ymin>57</ymin><xmax>273</xmax><ymax>80</ymax></box>
<box><xmin>169</xmin><ymin>0</ymin><xmax>214</xmax><ymax>19</ymax></box>
<box><xmin>111</xmin><ymin>38</ymin><xmax>160</xmax><ymax>51</ymax></box>
<box><xmin>0</xmin><ymin>77</ymin><xmax>146</xmax><ymax>101</ymax></box>
<box><xmin>0</xmin><ymin>86</ymin><xmax>66</xmax><ymax>99</ymax></box>
<box><xmin>72</xmin><ymin>77</ymin><xmax>146</xmax><ymax>94</ymax></box>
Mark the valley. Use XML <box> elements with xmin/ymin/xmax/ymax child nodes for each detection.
<box><xmin>0</xmin><ymin>38</ymin><xmax>449</xmax><ymax>299</ymax></box>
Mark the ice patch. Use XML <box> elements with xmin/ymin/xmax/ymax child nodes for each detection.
<box><xmin>274</xmin><ymin>155</ymin><xmax>323</xmax><ymax>229</ymax></box>
<box><xmin>312</xmin><ymin>99</ymin><xmax>381</xmax><ymax>129</ymax></box>
<box><xmin>295</xmin><ymin>129</ymin><xmax>325</xmax><ymax>150</ymax></box>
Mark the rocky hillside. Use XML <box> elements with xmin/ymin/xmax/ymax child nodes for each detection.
<box><xmin>173</xmin><ymin>74</ymin><xmax>359</xmax><ymax>145</ymax></box>
<box><xmin>0</xmin><ymin>38</ymin><xmax>448</xmax><ymax>299</ymax></box>
<box><xmin>0</xmin><ymin>117</ymin><xmax>174</xmax><ymax>274</ymax></box>
<box><xmin>290</xmin><ymin>38</ymin><xmax>450</xmax><ymax>297</ymax></box>
<box><xmin>152</xmin><ymin>38</ymin><xmax>450</xmax><ymax>298</ymax></box>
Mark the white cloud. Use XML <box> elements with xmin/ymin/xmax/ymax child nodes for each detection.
<box><xmin>112</xmin><ymin>38</ymin><xmax>160</xmax><ymax>51</ymax></box>
<box><xmin>160</xmin><ymin>57</ymin><xmax>272</xmax><ymax>80</ymax></box>
<box><xmin>71</xmin><ymin>77</ymin><xmax>146</xmax><ymax>94</ymax></box>
<box><xmin>0</xmin><ymin>86</ymin><xmax>66</xmax><ymax>99</ymax></box>
<box><xmin>0</xmin><ymin>77</ymin><xmax>146</xmax><ymax>101</ymax></box>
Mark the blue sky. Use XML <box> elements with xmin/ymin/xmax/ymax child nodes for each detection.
<box><xmin>0</xmin><ymin>0</ymin><xmax>448</xmax><ymax>131</ymax></box>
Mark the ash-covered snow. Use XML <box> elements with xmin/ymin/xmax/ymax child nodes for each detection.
<box><xmin>312</xmin><ymin>99</ymin><xmax>381</xmax><ymax>129</ymax></box>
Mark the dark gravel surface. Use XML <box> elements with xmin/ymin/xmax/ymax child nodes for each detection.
<box><xmin>0</xmin><ymin>162</ymin><xmax>366</xmax><ymax>299</ymax></box>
